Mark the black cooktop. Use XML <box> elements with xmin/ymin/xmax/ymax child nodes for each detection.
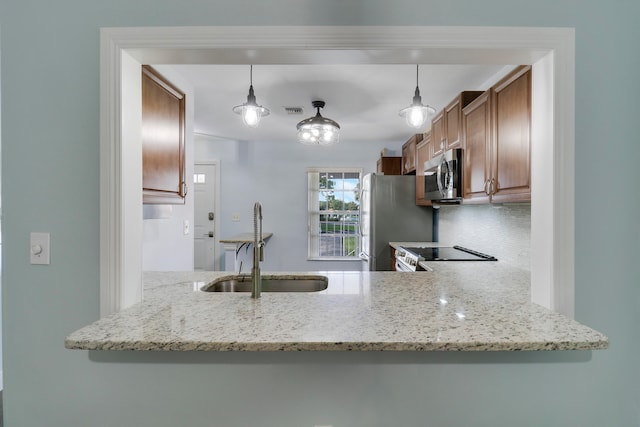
<box><xmin>403</xmin><ymin>245</ymin><xmax>497</xmax><ymax>261</ymax></box>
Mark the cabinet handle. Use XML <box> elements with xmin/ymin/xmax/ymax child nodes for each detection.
<box><xmin>484</xmin><ymin>179</ymin><xmax>491</xmax><ymax>196</ymax></box>
<box><xmin>490</xmin><ymin>178</ymin><xmax>497</xmax><ymax>195</ymax></box>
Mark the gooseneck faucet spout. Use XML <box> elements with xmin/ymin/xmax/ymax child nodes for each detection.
<box><xmin>251</xmin><ymin>202</ymin><xmax>264</xmax><ymax>298</ymax></box>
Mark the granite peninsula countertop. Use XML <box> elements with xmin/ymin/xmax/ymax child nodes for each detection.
<box><xmin>65</xmin><ymin>264</ymin><xmax>608</xmax><ymax>352</ymax></box>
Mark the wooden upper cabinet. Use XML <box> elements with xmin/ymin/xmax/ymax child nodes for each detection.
<box><xmin>431</xmin><ymin>110</ymin><xmax>445</xmax><ymax>157</ymax></box>
<box><xmin>444</xmin><ymin>97</ymin><xmax>462</xmax><ymax>149</ymax></box>
<box><xmin>401</xmin><ymin>133</ymin><xmax>423</xmax><ymax>175</ymax></box>
<box><xmin>462</xmin><ymin>91</ymin><xmax>492</xmax><ymax>203</ymax></box>
<box><xmin>431</xmin><ymin>91</ymin><xmax>483</xmax><ymax>157</ymax></box>
<box><xmin>461</xmin><ymin>65</ymin><xmax>532</xmax><ymax>204</ymax></box>
<box><xmin>377</xmin><ymin>156</ymin><xmax>402</xmax><ymax>175</ymax></box>
<box><xmin>142</xmin><ymin>65</ymin><xmax>187</xmax><ymax>204</ymax></box>
<box><xmin>415</xmin><ymin>132</ymin><xmax>432</xmax><ymax>206</ymax></box>
<box><xmin>491</xmin><ymin>65</ymin><xmax>532</xmax><ymax>203</ymax></box>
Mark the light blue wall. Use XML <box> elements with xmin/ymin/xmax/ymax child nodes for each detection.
<box><xmin>1</xmin><ymin>2</ymin><xmax>639</xmax><ymax>426</ymax></box>
<box><xmin>194</xmin><ymin>134</ymin><xmax>404</xmax><ymax>272</ymax></box>
<box><xmin>0</xmin><ymin>48</ymin><xmax>3</xmax><ymax>388</ymax></box>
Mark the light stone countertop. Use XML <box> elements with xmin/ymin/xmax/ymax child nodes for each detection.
<box><xmin>65</xmin><ymin>264</ymin><xmax>608</xmax><ymax>352</ymax></box>
<box><xmin>389</xmin><ymin>241</ymin><xmax>444</xmax><ymax>249</ymax></box>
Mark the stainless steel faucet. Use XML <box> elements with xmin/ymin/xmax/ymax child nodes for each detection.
<box><xmin>251</xmin><ymin>202</ymin><xmax>264</xmax><ymax>298</ymax></box>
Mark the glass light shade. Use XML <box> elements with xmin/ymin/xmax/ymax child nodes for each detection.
<box><xmin>297</xmin><ymin>123</ymin><xmax>340</xmax><ymax>145</ymax></box>
<box><xmin>399</xmin><ymin>87</ymin><xmax>435</xmax><ymax>129</ymax></box>
<box><xmin>297</xmin><ymin>101</ymin><xmax>340</xmax><ymax>146</ymax></box>
<box><xmin>232</xmin><ymin>80</ymin><xmax>269</xmax><ymax>128</ymax></box>
<box><xmin>401</xmin><ymin>104</ymin><xmax>433</xmax><ymax>128</ymax></box>
<box><xmin>239</xmin><ymin>104</ymin><xmax>268</xmax><ymax>127</ymax></box>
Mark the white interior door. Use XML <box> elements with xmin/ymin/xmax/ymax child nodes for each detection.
<box><xmin>194</xmin><ymin>163</ymin><xmax>217</xmax><ymax>270</ymax></box>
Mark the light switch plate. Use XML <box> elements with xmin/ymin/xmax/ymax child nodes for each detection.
<box><xmin>30</xmin><ymin>232</ymin><xmax>50</xmax><ymax>265</ymax></box>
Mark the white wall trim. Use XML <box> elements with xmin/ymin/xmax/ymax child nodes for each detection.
<box><xmin>552</xmin><ymin>34</ymin><xmax>576</xmax><ymax>317</ymax></box>
<box><xmin>100</xmin><ymin>42</ymin><xmax>145</xmax><ymax>316</ymax></box>
<box><xmin>530</xmin><ymin>53</ymin><xmax>555</xmax><ymax>311</ymax></box>
<box><xmin>99</xmin><ymin>31</ymin><xmax>123</xmax><ymax>316</ymax></box>
<box><xmin>100</xmin><ymin>26</ymin><xmax>575</xmax><ymax>317</ymax></box>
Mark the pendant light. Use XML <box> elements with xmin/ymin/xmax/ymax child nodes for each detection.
<box><xmin>398</xmin><ymin>64</ymin><xmax>435</xmax><ymax>129</ymax></box>
<box><xmin>232</xmin><ymin>65</ymin><xmax>270</xmax><ymax>127</ymax></box>
<box><xmin>296</xmin><ymin>100</ymin><xmax>340</xmax><ymax>146</ymax></box>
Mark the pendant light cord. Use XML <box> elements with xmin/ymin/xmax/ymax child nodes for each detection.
<box><xmin>413</xmin><ymin>64</ymin><xmax>422</xmax><ymax>101</ymax></box>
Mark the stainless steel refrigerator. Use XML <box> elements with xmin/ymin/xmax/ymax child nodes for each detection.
<box><xmin>359</xmin><ymin>173</ymin><xmax>433</xmax><ymax>271</ymax></box>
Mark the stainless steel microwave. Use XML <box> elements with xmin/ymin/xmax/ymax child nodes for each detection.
<box><xmin>423</xmin><ymin>148</ymin><xmax>463</xmax><ymax>202</ymax></box>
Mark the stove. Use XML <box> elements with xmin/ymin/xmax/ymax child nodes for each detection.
<box><xmin>395</xmin><ymin>245</ymin><xmax>497</xmax><ymax>271</ymax></box>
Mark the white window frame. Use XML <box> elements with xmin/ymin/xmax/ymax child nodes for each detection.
<box><xmin>307</xmin><ymin>167</ymin><xmax>363</xmax><ymax>261</ymax></box>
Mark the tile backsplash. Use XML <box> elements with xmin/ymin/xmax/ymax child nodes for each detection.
<box><xmin>437</xmin><ymin>203</ymin><xmax>531</xmax><ymax>271</ymax></box>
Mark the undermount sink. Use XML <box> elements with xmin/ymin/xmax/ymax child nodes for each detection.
<box><xmin>201</xmin><ymin>275</ymin><xmax>328</xmax><ymax>293</ymax></box>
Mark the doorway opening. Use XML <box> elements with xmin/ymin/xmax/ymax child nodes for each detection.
<box><xmin>99</xmin><ymin>26</ymin><xmax>575</xmax><ymax>318</ymax></box>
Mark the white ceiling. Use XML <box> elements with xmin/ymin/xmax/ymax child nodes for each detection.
<box><xmin>155</xmin><ymin>63</ymin><xmax>515</xmax><ymax>144</ymax></box>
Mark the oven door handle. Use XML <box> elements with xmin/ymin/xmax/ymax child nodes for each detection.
<box><xmin>395</xmin><ymin>260</ymin><xmax>412</xmax><ymax>271</ymax></box>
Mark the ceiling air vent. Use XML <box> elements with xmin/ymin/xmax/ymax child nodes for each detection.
<box><xmin>283</xmin><ymin>106</ymin><xmax>304</xmax><ymax>115</ymax></box>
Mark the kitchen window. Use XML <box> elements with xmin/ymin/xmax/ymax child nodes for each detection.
<box><xmin>307</xmin><ymin>168</ymin><xmax>362</xmax><ymax>260</ymax></box>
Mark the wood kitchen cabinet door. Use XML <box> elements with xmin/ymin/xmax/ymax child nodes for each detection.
<box><xmin>142</xmin><ymin>65</ymin><xmax>187</xmax><ymax>204</ymax></box>
<box><xmin>377</xmin><ymin>156</ymin><xmax>402</xmax><ymax>175</ymax></box>
<box><xmin>401</xmin><ymin>133</ymin><xmax>422</xmax><ymax>175</ymax></box>
<box><xmin>462</xmin><ymin>91</ymin><xmax>492</xmax><ymax>203</ymax></box>
<box><xmin>415</xmin><ymin>133</ymin><xmax>432</xmax><ymax>206</ymax></box>
<box><xmin>444</xmin><ymin>97</ymin><xmax>463</xmax><ymax>149</ymax></box>
<box><xmin>431</xmin><ymin>91</ymin><xmax>483</xmax><ymax>157</ymax></box>
<box><xmin>490</xmin><ymin>65</ymin><xmax>531</xmax><ymax>203</ymax></box>
<box><xmin>390</xmin><ymin>246</ymin><xmax>397</xmax><ymax>271</ymax></box>
<box><xmin>462</xmin><ymin>66</ymin><xmax>532</xmax><ymax>204</ymax></box>
<box><xmin>430</xmin><ymin>111</ymin><xmax>445</xmax><ymax>157</ymax></box>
